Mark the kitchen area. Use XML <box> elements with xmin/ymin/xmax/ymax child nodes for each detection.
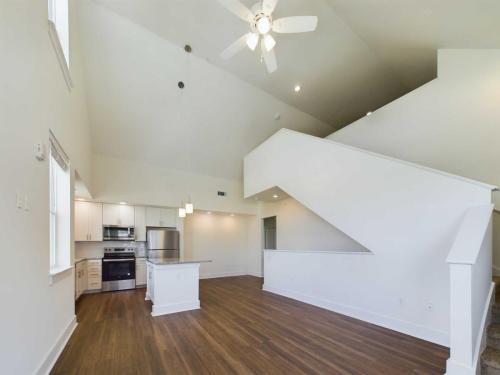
<box><xmin>74</xmin><ymin>201</ymin><xmax>209</xmax><ymax>316</ymax></box>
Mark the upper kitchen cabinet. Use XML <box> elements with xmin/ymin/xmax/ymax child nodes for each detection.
<box><xmin>75</xmin><ymin>201</ymin><xmax>103</xmax><ymax>242</ymax></box>
<box><xmin>134</xmin><ymin>206</ymin><xmax>147</xmax><ymax>241</ymax></box>
<box><xmin>146</xmin><ymin>207</ymin><xmax>176</xmax><ymax>228</ymax></box>
<box><xmin>102</xmin><ymin>204</ymin><xmax>134</xmax><ymax>227</ymax></box>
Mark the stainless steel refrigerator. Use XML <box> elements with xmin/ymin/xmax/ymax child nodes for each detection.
<box><xmin>146</xmin><ymin>228</ymin><xmax>180</xmax><ymax>259</ymax></box>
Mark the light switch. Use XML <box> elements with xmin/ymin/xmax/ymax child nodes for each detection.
<box><xmin>23</xmin><ymin>195</ymin><xmax>30</xmax><ymax>211</ymax></box>
<box><xmin>16</xmin><ymin>193</ymin><xmax>24</xmax><ymax>209</ymax></box>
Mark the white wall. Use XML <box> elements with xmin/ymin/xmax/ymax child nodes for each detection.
<box><xmin>325</xmin><ymin>50</ymin><xmax>500</xmax><ymax>268</ymax></box>
<box><xmin>0</xmin><ymin>1</ymin><xmax>92</xmax><ymax>374</ymax></box>
<box><xmin>261</xmin><ymin>198</ymin><xmax>368</xmax><ymax>252</ymax></box>
<box><xmin>92</xmin><ymin>154</ymin><xmax>257</xmax><ymax>215</ymax></box>
<box><xmin>245</xmin><ymin>129</ymin><xmax>493</xmax><ymax>345</ymax></box>
<box><xmin>184</xmin><ymin>212</ymin><xmax>252</xmax><ymax>278</ymax></box>
<box><xmin>77</xmin><ymin>1</ymin><xmax>335</xmax><ymax>181</ymax></box>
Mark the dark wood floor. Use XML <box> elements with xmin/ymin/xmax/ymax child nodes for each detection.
<box><xmin>52</xmin><ymin>276</ymin><xmax>449</xmax><ymax>375</ymax></box>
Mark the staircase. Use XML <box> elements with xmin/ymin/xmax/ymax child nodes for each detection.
<box><xmin>482</xmin><ymin>279</ymin><xmax>500</xmax><ymax>374</ymax></box>
<box><xmin>245</xmin><ymin>128</ymin><xmax>496</xmax><ymax>374</ymax></box>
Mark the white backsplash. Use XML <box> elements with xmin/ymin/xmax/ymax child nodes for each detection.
<box><xmin>75</xmin><ymin>241</ymin><xmax>147</xmax><ymax>259</ymax></box>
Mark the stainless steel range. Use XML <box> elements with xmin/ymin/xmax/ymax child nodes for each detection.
<box><xmin>102</xmin><ymin>247</ymin><xmax>136</xmax><ymax>292</ymax></box>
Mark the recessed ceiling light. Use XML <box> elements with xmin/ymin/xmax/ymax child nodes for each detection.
<box><xmin>273</xmin><ymin>194</ymin><xmax>279</xmax><ymax>199</ymax></box>
<box><xmin>206</xmin><ymin>211</ymin><xmax>212</xmax><ymax>215</ymax></box>
<box><xmin>294</xmin><ymin>85</ymin><xmax>301</xmax><ymax>93</ymax></box>
<box><xmin>119</xmin><ymin>201</ymin><xmax>127</xmax><ymax>205</ymax></box>
<box><xmin>366</xmin><ymin>111</ymin><xmax>372</xmax><ymax>116</ymax></box>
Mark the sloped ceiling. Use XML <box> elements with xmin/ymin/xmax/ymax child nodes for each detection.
<box><xmin>77</xmin><ymin>0</ymin><xmax>500</xmax><ymax>181</ymax></box>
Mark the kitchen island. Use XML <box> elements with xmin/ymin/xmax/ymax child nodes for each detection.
<box><xmin>145</xmin><ymin>258</ymin><xmax>211</xmax><ymax>316</ymax></box>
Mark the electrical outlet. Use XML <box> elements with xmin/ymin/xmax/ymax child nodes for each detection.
<box><xmin>427</xmin><ymin>302</ymin><xmax>433</xmax><ymax>311</ymax></box>
<box><xmin>34</xmin><ymin>142</ymin><xmax>46</xmax><ymax>161</ymax></box>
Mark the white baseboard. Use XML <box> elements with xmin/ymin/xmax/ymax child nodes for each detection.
<box><xmin>247</xmin><ymin>270</ymin><xmax>263</xmax><ymax>277</ymax></box>
<box><xmin>200</xmin><ymin>271</ymin><xmax>247</xmax><ymax>279</ymax></box>
<box><xmin>152</xmin><ymin>300</ymin><xmax>200</xmax><ymax>316</ymax></box>
<box><xmin>263</xmin><ymin>284</ymin><xmax>448</xmax><ymax>346</ymax></box>
<box><xmin>36</xmin><ymin>315</ymin><xmax>77</xmax><ymax>375</ymax></box>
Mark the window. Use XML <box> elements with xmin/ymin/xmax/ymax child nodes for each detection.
<box><xmin>48</xmin><ymin>0</ymin><xmax>69</xmax><ymax>66</ymax></box>
<box><xmin>49</xmin><ymin>131</ymin><xmax>71</xmax><ymax>274</ymax></box>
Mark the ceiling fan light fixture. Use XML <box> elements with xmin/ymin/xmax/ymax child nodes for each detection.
<box><xmin>263</xmin><ymin>34</ymin><xmax>276</xmax><ymax>51</ymax></box>
<box><xmin>256</xmin><ymin>16</ymin><xmax>271</xmax><ymax>34</ymax></box>
<box><xmin>246</xmin><ymin>33</ymin><xmax>259</xmax><ymax>50</ymax></box>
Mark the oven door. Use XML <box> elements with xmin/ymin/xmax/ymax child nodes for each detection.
<box><xmin>102</xmin><ymin>259</ymin><xmax>135</xmax><ymax>282</ymax></box>
<box><xmin>102</xmin><ymin>258</ymin><xmax>136</xmax><ymax>292</ymax></box>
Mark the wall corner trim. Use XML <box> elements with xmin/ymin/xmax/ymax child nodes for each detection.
<box><xmin>35</xmin><ymin>315</ymin><xmax>77</xmax><ymax>375</ymax></box>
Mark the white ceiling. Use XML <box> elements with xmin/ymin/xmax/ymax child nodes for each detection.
<box><xmin>77</xmin><ymin>0</ymin><xmax>500</xmax><ymax>181</ymax></box>
<box><xmin>328</xmin><ymin>0</ymin><xmax>500</xmax><ymax>89</ymax></box>
<box><xmin>88</xmin><ymin>0</ymin><xmax>408</xmax><ymax>127</ymax></box>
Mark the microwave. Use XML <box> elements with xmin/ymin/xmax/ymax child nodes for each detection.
<box><xmin>103</xmin><ymin>226</ymin><xmax>135</xmax><ymax>241</ymax></box>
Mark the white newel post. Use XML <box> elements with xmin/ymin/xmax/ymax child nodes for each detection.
<box><xmin>446</xmin><ymin>263</ymin><xmax>474</xmax><ymax>374</ymax></box>
<box><xmin>445</xmin><ymin>205</ymin><xmax>494</xmax><ymax>375</ymax></box>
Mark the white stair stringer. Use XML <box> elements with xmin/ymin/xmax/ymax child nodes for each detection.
<box><xmin>245</xmin><ymin>128</ymin><xmax>495</xmax><ymax>346</ymax></box>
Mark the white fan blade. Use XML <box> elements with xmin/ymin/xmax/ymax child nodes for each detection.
<box><xmin>221</xmin><ymin>33</ymin><xmax>252</xmax><ymax>60</ymax></box>
<box><xmin>262</xmin><ymin>0</ymin><xmax>279</xmax><ymax>15</ymax></box>
<box><xmin>272</xmin><ymin>16</ymin><xmax>318</xmax><ymax>33</ymax></box>
<box><xmin>261</xmin><ymin>40</ymin><xmax>277</xmax><ymax>73</ymax></box>
<box><xmin>217</xmin><ymin>0</ymin><xmax>254</xmax><ymax>23</ymax></box>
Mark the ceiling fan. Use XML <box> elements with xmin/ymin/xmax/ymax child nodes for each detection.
<box><xmin>217</xmin><ymin>0</ymin><xmax>318</xmax><ymax>73</ymax></box>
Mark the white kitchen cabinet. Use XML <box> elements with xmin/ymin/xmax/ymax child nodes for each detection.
<box><xmin>136</xmin><ymin>258</ymin><xmax>147</xmax><ymax>286</ymax></box>
<box><xmin>86</xmin><ymin>260</ymin><xmax>102</xmax><ymax>291</ymax></box>
<box><xmin>75</xmin><ymin>261</ymin><xmax>87</xmax><ymax>300</ymax></box>
<box><xmin>146</xmin><ymin>207</ymin><xmax>176</xmax><ymax>228</ymax></box>
<box><xmin>75</xmin><ymin>201</ymin><xmax>103</xmax><ymax>242</ymax></box>
<box><xmin>134</xmin><ymin>206</ymin><xmax>147</xmax><ymax>241</ymax></box>
<box><xmin>103</xmin><ymin>204</ymin><xmax>134</xmax><ymax>227</ymax></box>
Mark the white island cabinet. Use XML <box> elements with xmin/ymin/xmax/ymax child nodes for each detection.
<box><xmin>146</xmin><ymin>258</ymin><xmax>211</xmax><ymax>316</ymax></box>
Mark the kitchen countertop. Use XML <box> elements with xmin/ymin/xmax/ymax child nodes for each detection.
<box><xmin>147</xmin><ymin>258</ymin><xmax>211</xmax><ymax>265</ymax></box>
<box><xmin>74</xmin><ymin>257</ymin><xmax>102</xmax><ymax>264</ymax></box>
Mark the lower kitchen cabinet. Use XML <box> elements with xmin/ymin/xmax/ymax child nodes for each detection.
<box><xmin>86</xmin><ymin>260</ymin><xmax>102</xmax><ymax>291</ymax></box>
<box><xmin>136</xmin><ymin>258</ymin><xmax>147</xmax><ymax>286</ymax></box>
<box><xmin>75</xmin><ymin>261</ymin><xmax>87</xmax><ymax>300</ymax></box>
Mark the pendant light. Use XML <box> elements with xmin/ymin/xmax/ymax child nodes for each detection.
<box><xmin>185</xmin><ymin>194</ymin><xmax>193</xmax><ymax>214</ymax></box>
<box><xmin>178</xmin><ymin>201</ymin><xmax>186</xmax><ymax>218</ymax></box>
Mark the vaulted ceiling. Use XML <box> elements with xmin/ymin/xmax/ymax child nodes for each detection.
<box><xmin>77</xmin><ymin>0</ymin><xmax>500</xmax><ymax>180</ymax></box>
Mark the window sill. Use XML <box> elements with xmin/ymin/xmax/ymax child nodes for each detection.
<box><xmin>49</xmin><ymin>264</ymin><xmax>73</xmax><ymax>285</ymax></box>
<box><xmin>48</xmin><ymin>21</ymin><xmax>73</xmax><ymax>91</ymax></box>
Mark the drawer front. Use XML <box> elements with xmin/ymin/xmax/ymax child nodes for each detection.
<box><xmin>87</xmin><ymin>260</ymin><xmax>102</xmax><ymax>267</ymax></box>
<box><xmin>88</xmin><ymin>272</ymin><xmax>101</xmax><ymax>280</ymax></box>
<box><xmin>87</xmin><ymin>266</ymin><xmax>101</xmax><ymax>273</ymax></box>
<box><xmin>88</xmin><ymin>280</ymin><xmax>102</xmax><ymax>290</ymax></box>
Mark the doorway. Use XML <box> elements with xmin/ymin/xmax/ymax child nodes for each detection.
<box><xmin>263</xmin><ymin>216</ymin><xmax>276</xmax><ymax>250</ymax></box>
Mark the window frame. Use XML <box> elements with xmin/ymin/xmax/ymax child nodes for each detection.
<box><xmin>47</xmin><ymin>0</ymin><xmax>73</xmax><ymax>89</ymax></box>
<box><xmin>48</xmin><ymin>132</ymin><xmax>72</xmax><ymax>282</ymax></box>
